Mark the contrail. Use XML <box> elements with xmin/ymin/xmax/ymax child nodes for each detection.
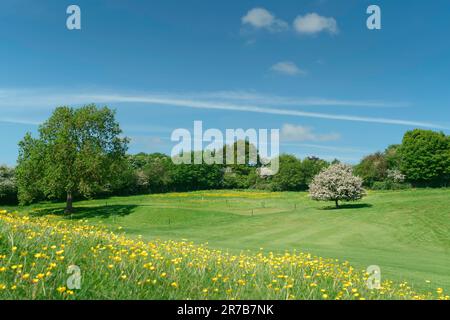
<box><xmin>84</xmin><ymin>94</ymin><xmax>448</xmax><ymax>130</ymax></box>
<box><xmin>0</xmin><ymin>89</ymin><xmax>446</xmax><ymax>129</ymax></box>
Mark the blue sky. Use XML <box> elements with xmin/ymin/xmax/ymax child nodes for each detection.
<box><xmin>1</xmin><ymin>0</ymin><xmax>450</xmax><ymax>165</ymax></box>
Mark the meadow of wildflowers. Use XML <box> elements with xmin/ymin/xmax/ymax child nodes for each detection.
<box><xmin>0</xmin><ymin>209</ymin><xmax>447</xmax><ymax>300</ymax></box>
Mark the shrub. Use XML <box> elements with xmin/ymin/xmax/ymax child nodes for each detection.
<box><xmin>371</xmin><ymin>181</ymin><xmax>411</xmax><ymax>191</ymax></box>
<box><xmin>0</xmin><ymin>166</ymin><xmax>18</xmax><ymax>204</ymax></box>
<box><xmin>386</xmin><ymin>169</ymin><xmax>406</xmax><ymax>184</ymax></box>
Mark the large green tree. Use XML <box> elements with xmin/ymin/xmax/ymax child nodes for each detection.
<box><xmin>142</xmin><ymin>153</ymin><xmax>174</xmax><ymax>193</ymax></box>
<box><xmin>300</xmin><ymin>157</ymin><xmax>329</xmax><ymax>187</ymax></box>
<box><xmin>384</xmin><ymin>144</ymin><xmax>401</xmax><ymax>169</ymax></box>
<box><xmin>222</xmin><ymin>140</ymin><xmax>260</xmax><ymax>189</ymax></box>
<box><xmin>16</xmin><ymin>105</ymin><xmax>129</xmax><ymax>212</ymax></box>
<box><xmin>171</xmin><ymin>151</ymin><xmax>224</xmax><ymax>191</ymax></box>
<box><xmin>269</xmin><ymin>154</ymin><xmax>304</xmax><ymax>191</ymax></box>
<box><xmin>268</xmin><ymin>155</ymin><xmax>328</xmax><ymax>191</ymax></box>
<box><xmin>354</xmin><ymin>152</ymin><xmax>388</xmax><ymax>187</ymax></box>
<box><xmin>399</xmin><ymin>129</ymin><xmax>450</xmax><ymax>186</ymax></box>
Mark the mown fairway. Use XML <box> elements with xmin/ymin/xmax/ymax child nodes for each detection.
<box><xmin>5</xmin><ymin>188</ymin><xmax>450</xmax><ymax>292</ymax></box>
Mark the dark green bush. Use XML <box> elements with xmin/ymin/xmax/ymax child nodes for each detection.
<box><xmin>371</xmin><ymin>181</ymin><xmax>412</xmax><ymax>190</ymax></box>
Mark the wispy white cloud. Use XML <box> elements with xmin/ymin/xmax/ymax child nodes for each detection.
<box><xmin>281</xmin><ymin>124</ymin><xmax>340</xmax><ymax>142</ymax></box>
<box><xmin>84</xmin><ymin>93</ymin><xmax>446</xmax><ymax>129</ymax></box>
<box><xmin>129</xmin><ymin>135</ymin><xmax>165</xmax><ymax>147</ymax></box>
<box><xmin>293</xmin><ymin>13</ymin><xmax>338</xmax><ymax>35</ymax></box>
<box><xmin>241</xmin><ymin>8</ymin><xmax>288</xmax><ymax>33</ymax></box>
<box><xmin>0</xmin><ymin>88</ymin><xmax>446</xmax><ymax>130</ymax></box>
<box><xmin>271</xmin><ymin>61</ymin><xmax>306</xmax><ymax>76</ymax></box>
<box><xmin>0</xmin><ymin>88</ymin><xmax>409</xmax><ymax>109</ymax></box>
<box><xmin>190</xmin><ymin>91</ymin><xmax>409</xmax><ymax>108</ymax></box>
<box><xmin>282</xmin><ymin>142</ymin><xmax>370</xmax><ymax>154</ymax></box>
<box><xmin>0</xmin><ymin>118</ymin><xmax>41</xmax><ymax>126</ymax></box>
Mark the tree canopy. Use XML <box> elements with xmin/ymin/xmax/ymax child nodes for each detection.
<box><xmin>399</xmin><ymin>129</ymin><xmax>450</xmax><ymax>187</ymax></box>
<box><xmin>269</xmin><ymin>155</ymin><xmax>328</xmax><ymax>191</ymax></box>
<box><xmin>16</xmin><ymin>105</ymin><xmax>129</xmax><ymax>212</ymax></box>
<box><xmin>354</xmin><ymin>152</ymin><xmax>388</xmax><ymax>187</ymax></box>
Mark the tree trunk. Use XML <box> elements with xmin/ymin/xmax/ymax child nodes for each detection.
<box><xmin>335</xmin><ymin>199</ymin><xmax>339</xmax><ymax>208</ymax></box>
<box><xmin>65</xmin><ymin>192</ymin><xmax>73</xmax><ymax>214</ymax></box>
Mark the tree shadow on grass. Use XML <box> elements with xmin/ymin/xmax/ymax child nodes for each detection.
<box><xmin>30</xmin><ymin>205</ymin><xmax>137</xmax><ymax>220</ymax></box>
<box><xmin>320</xmin><ymin>203</ymin><xmax>373</xmax><ymax>211</ymax></box>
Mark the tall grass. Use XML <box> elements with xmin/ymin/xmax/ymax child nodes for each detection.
<box><xmin>0</xmin><ymin>209</ymin><xmax>446</xmax><ymax>300</ymax></box>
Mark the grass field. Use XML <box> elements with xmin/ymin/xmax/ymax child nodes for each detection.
<box><xmin>3</xmin><ymin>188</ymin><xmax>450</xmax><ymax>295</ymax></box>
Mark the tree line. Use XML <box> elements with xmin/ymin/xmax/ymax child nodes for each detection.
<box><xmin>355</xmin><ymin>129</ymin><xmax>450</xmax><ymax>189</ymax></box>
<box><xmin>1</xmin><ymin>105</ymin><xmax>449</xmax><ymax>210</ymax></box>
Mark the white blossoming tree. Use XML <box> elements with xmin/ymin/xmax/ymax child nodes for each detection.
<box><xmin>309</xmin><ymin>163</ymin><xmax>365</xmax><ymax>208</ymax></box>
